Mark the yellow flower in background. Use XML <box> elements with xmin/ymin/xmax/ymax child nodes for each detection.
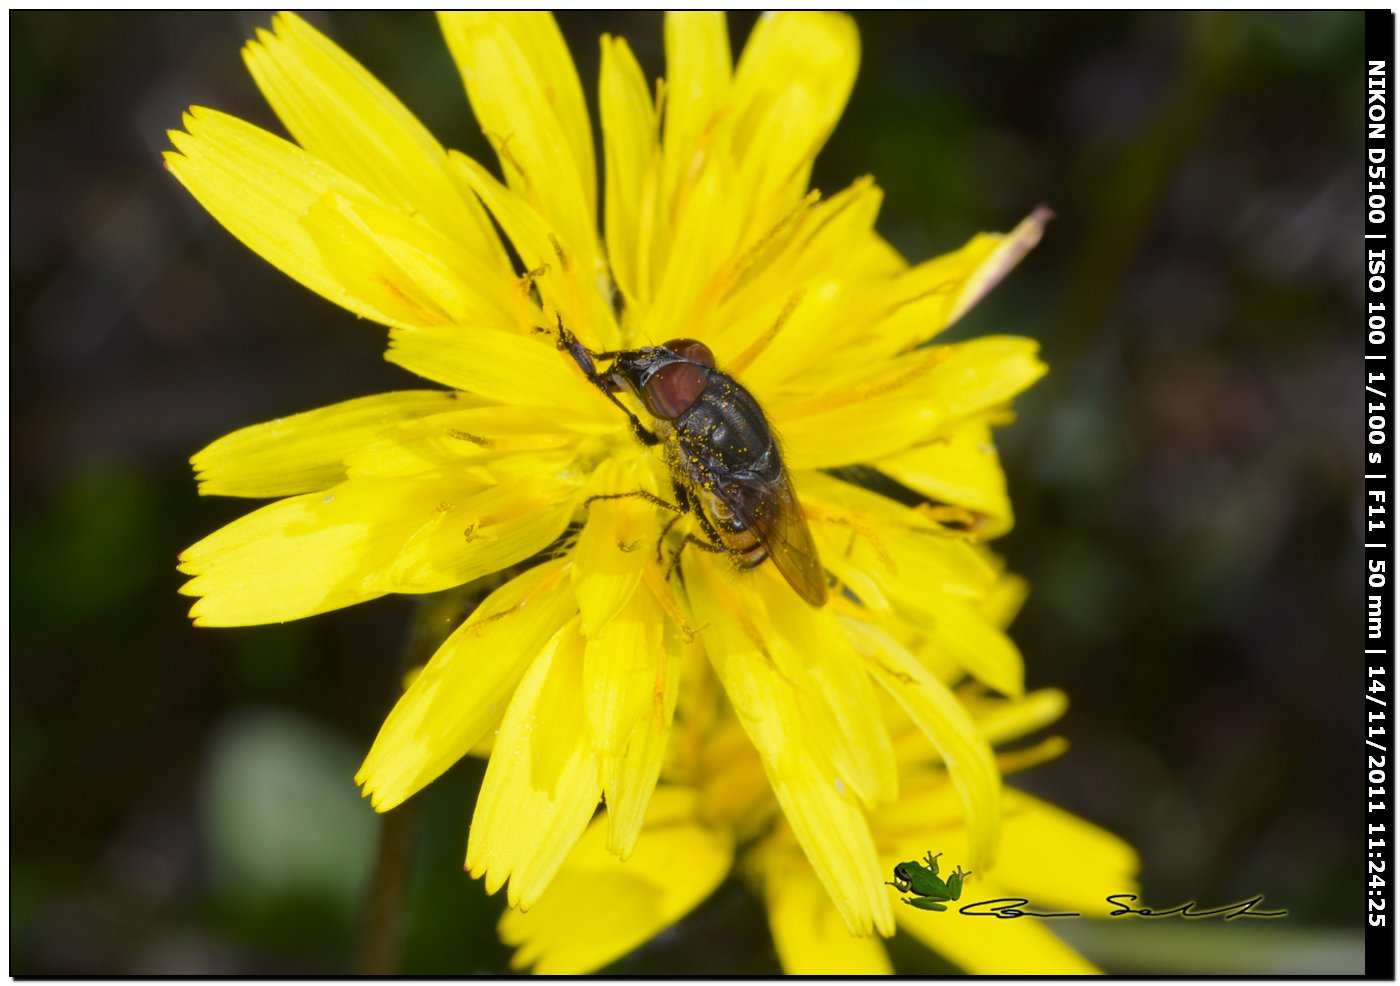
<box><xmin>168</xmin><ymin>10</ymin><xmax>1050</xmax><ymax>941</ymax></box>
<box><xmin>502</xmin><ymin>673</ymin><xmax>1140</xmax><ymax>975</ymax></box>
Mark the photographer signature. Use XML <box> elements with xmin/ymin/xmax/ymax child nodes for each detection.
<box><xmin>958</xmin><ymin>893</ymin><xmax>1288</xmax><ymax>921</ymax></box>
<box><xmin>884</xmin><ymin>853</ymin><xmax>1288</xmax><ymax>921</ymax></box>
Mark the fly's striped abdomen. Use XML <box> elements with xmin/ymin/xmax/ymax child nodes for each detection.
<box><xmin>702</xmin><ymin>492</ymin><xmax>767</xmax><ymax>567</ymax></box>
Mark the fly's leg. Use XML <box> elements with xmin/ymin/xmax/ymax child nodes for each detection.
<box><xmin>582</xmin><ymin>490</ymin><xmax>683</xmax><ymax>560</ymax></box>
<box><xmin>583</xmin><ymin>490</ymin><xmax>682</xmax><ymax>513</ymax></box>
<box><xmin>655</xmin><ymin>513</ymin><xmax>683</xmax><ymax>563</ymax></box>
<box><xmin>545</xmin><ymin>315</ymin><xmax>659</xmax><ymax>447</ymax></box>
<box><xmin>663</xmin><ymin>485</ymin><xmax>728</xmax><ymax>582</ymax></box>
<box><xmin>665</xmin><ymin>532</ymin><xmax>726</xmax><ymax>584</ymax></box>
<box><xmin>653</xmin><ymin>479</ymin><xmax>696</xmax><ymax>564</ymax></box>
<box><xmin>580</xmin><ymin>487</ymin><xmax>701</xmax><ymax>576</ymax></box>
<box><xmin>688</xmin><ymin>497</ymin><xmax>730</xmax><ymax>548</ymax></box>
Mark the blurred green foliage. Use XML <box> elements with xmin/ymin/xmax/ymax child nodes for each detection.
<box><xmin>201</xmin><ymin>710</ymin><xmax>376</xmax><ymax>913</ymax></box>
<box><xmin>10</xmin><ymin>11</ymin><xmax>1366</xmax><ymax>974</ymax></box>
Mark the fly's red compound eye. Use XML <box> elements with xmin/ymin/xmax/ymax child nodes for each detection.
<box><xmin>641</xmin><ymin>360</ymin><xmax>708</xmax><ymax>419</ymax></box>
<box><xmin>663</xmin><ymin>338</ymin><xmax>715</xmax><ymax>368</ymax></box>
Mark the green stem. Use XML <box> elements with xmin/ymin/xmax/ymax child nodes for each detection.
<box><xmin>356</xmin><ymin>793</ymin><xmax>420</xmax><ymax>974</ymax></box>
<box><xmin>354</xmin><ymin>584</ymin><xmax>484</xmax><ymax>974</ymax></box>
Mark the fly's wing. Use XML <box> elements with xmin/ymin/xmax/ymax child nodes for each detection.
<box><xmin>728</xmin><ymin>470</ymin><xmax>828</xmax><ymax>606</ymax></box>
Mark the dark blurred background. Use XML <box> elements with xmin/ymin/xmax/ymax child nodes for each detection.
<box><xmin>11</xmin><ymin>11</ymin><xmax>1366</xmax><ymax>974</ymax></box>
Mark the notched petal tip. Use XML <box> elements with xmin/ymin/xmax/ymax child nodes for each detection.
<box><xmin>355</xmin><ymin>775</ymin><xmax>397</xmax><ymax>813</ymax></box>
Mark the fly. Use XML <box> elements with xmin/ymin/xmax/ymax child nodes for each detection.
<box><xmin>551</xmin><ymin>319</ymin><xmax>828</xmax><ymax>606</ymax></box>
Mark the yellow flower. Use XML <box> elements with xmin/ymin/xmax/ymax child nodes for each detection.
<box><xmin>501</xmin><ymin>677</ymin><xmax>1140</xmax><ymax>974</ymax></box>
<box><xmin>168</xmin><ymin>11</ymin><xmax>1049</xmax><ymax>938</ymax></box>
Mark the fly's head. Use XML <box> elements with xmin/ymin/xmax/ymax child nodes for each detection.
<box><xmin>606</xmin><ymin>339</ymin><xmax>716</xmax><ymax>421</ymax></box>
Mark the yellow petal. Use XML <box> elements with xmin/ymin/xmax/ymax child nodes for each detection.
<box><xmin>841</xmin><ymin>617</ymin><xmax>1002</xmax><ymax>871</ymax></box>
<box><xmin>356</xmin><ymin>559</ymin><xmax>576</xmax><ymax>811</ymax></box>
<box><xmin>868</xmin><ymin>764</ymin><xmax>968</xmax><ymax>840</ymax></box>
<box><xmin>800</xmin><ymin>471</ymin><xmax>999</xmax><ymax>601</ymax></box>
<box><xmin>449</xmin><ymin>152</ymin><xmax>618</xmax><ymax>350</ymax></box>
<box><xmin>365</xmin><ymin>481</ymin><xmax>577</xmax><ymax>595</ymax></box>
<box><xmin>582</xmin><ymin>587</ymin><xmax>660</xmax><ymax>757</ymax></box>
<box><xmin>875</xmin><ymin>419</ymin><xmax>1015</xmax><ymax>538</ymax></box>
<box><xmin>243</xmin><ymin>12</ymin><xmax>511</xmax><ymax>277</ymax></box>
<box><xmin>165</xmin><ymin>108</ymin><xmax>410</xmax><ymax>328</ymax></box>
<box><xmin>683</xmin><ymin>562</ymin><xmax>794</xmax><ymax>768</ymax></box>
<box><xmin>295</xmin><ymin>192</ymin><xmax>468</xmax><ymax>329</ymax></box>
<box><xmin>688</xmin><ymin>556</ymin><xmax>896</xmax><ymax>813</ymax></box>
<box><xmin>343</xmin><ymin>404</ymin><xmax>582</xmax><ymax>482</ymax></box>
<box><xmin>179</xmin><ymin>479</ymin><xmax>444</xmax><ymax>625</ymax></box>
<box><xmin>696</xmin><ymin>712</ymin><xmax>775</xmax><ymax>833</ymax></box>
<box><xmin>467</xmin><ymin>615</ymin><xmax>603</xmax><ymax>910</ymax></box>
<box><xmin>385</xmin><ymin>318</ymin><xmax>612</xmax><ymax>418</ymax></box>
<box><xmin>593</xmin><ymin>609</ymin><xmax>681</xmax><ymax>859</ymax></box>
<box><xmin>968</xmin><ymin>689</ymin><xmax>1068</xmax><ymax>747</ymax></box>
<box><xmin>775</xmin><ymin>337</ymin><xmax>1047</xmax><ymax>471</ymax></box>
<box><xmin>894</xmin><ymin>893</ymin><xmax>1099</xmax><ymax>975</ymax></box>
<box><xmin>768</xmin><ymin>750</ymin><xmax>895</xmax><ymax>939</ymax></box>
<box><xmin>728</xmin><ymin>13</ymin><xmax>859</xmax><ymax>218</ymax></box>
<box><xmin>571</xmin><ymin>455</ymin><xmax>663</xmax><ymax>636</ymax></box>
<box><xmin>903</xmin><ymin>592</ymin><xmax>1025</xmax><ymax>698</ymax></box>
<box><xmin>437</xmin><ymin>13</ymin><xmax>599</xmax><ymax>284</ymax></box>
<box><xmin>685</xmin><ymin>554</ymin><xmax>894</xmax><ymax>937</ymax></box>
<box><xmin>501</xmin><ymin>787</ymin><xmax>733</xmax><ymax>974</ymax></box>
<box><xmin>871</xmin><ymin>206</ymin><xmax>1053</xmax><ymax>353</ymax></box>
<box><xmin>904</xmin><ymin>630</ymin><xmax>966</xmax><ymax>689</ymax></box>
<box><xmin>192</xmin><ymin>390</ymin><xmax>466</xmax><ymax>498</ymax></box>
<box><xmin>599</xmin><ymin>34</ymin><xmax>658</xmax><ymax>312</ymax></box>
<box><xmin>807</xmin><ymin>483</ymin><xmax>1026</xmax><ymax>695</ymax></box>
<box><xmin>995</xmin><ymin>735</ymin><xmax>1069</xmax><ymax>776</ymax></box>
<box><xmin>638</xmin><ymin>151</ymin><xmax>742</xmax><ymax>345</ymax></box>
<box><xmin>763</xmin><ymin>854</ymin><xmax>894</xmax><ymax>974</ymax></box>
<box><xmin>713</xmin><ymin>261</ymin><xmax>840</xmax><ymax>387</ymax></box>
<box><xmin>753</xmin><ymin>567</ymin><xmax>897</xmax><ymax>809</ymax></box>
<box><xmin>660</xmin><ymin>12</ymin><xmax>731</xmax><ymax>228</ymax></box>
<box><xmin>720</xmin><ymin>177</ymin><xmax>889</xmax><ymax>387</ymax></box>
<box><xmin>982</xmin><ymin>569</ymin><xmax>1030</xmax><ymax>628</ymax></box>
<box><xmin>302</xmin><ymin>191</ymin><xmax>516</xmax><ymax>330</ymax></box>
<box><xmin>994</xmin><ymin>788</ymin><xmax>1140</xmax><ymax>913</ymax></box>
